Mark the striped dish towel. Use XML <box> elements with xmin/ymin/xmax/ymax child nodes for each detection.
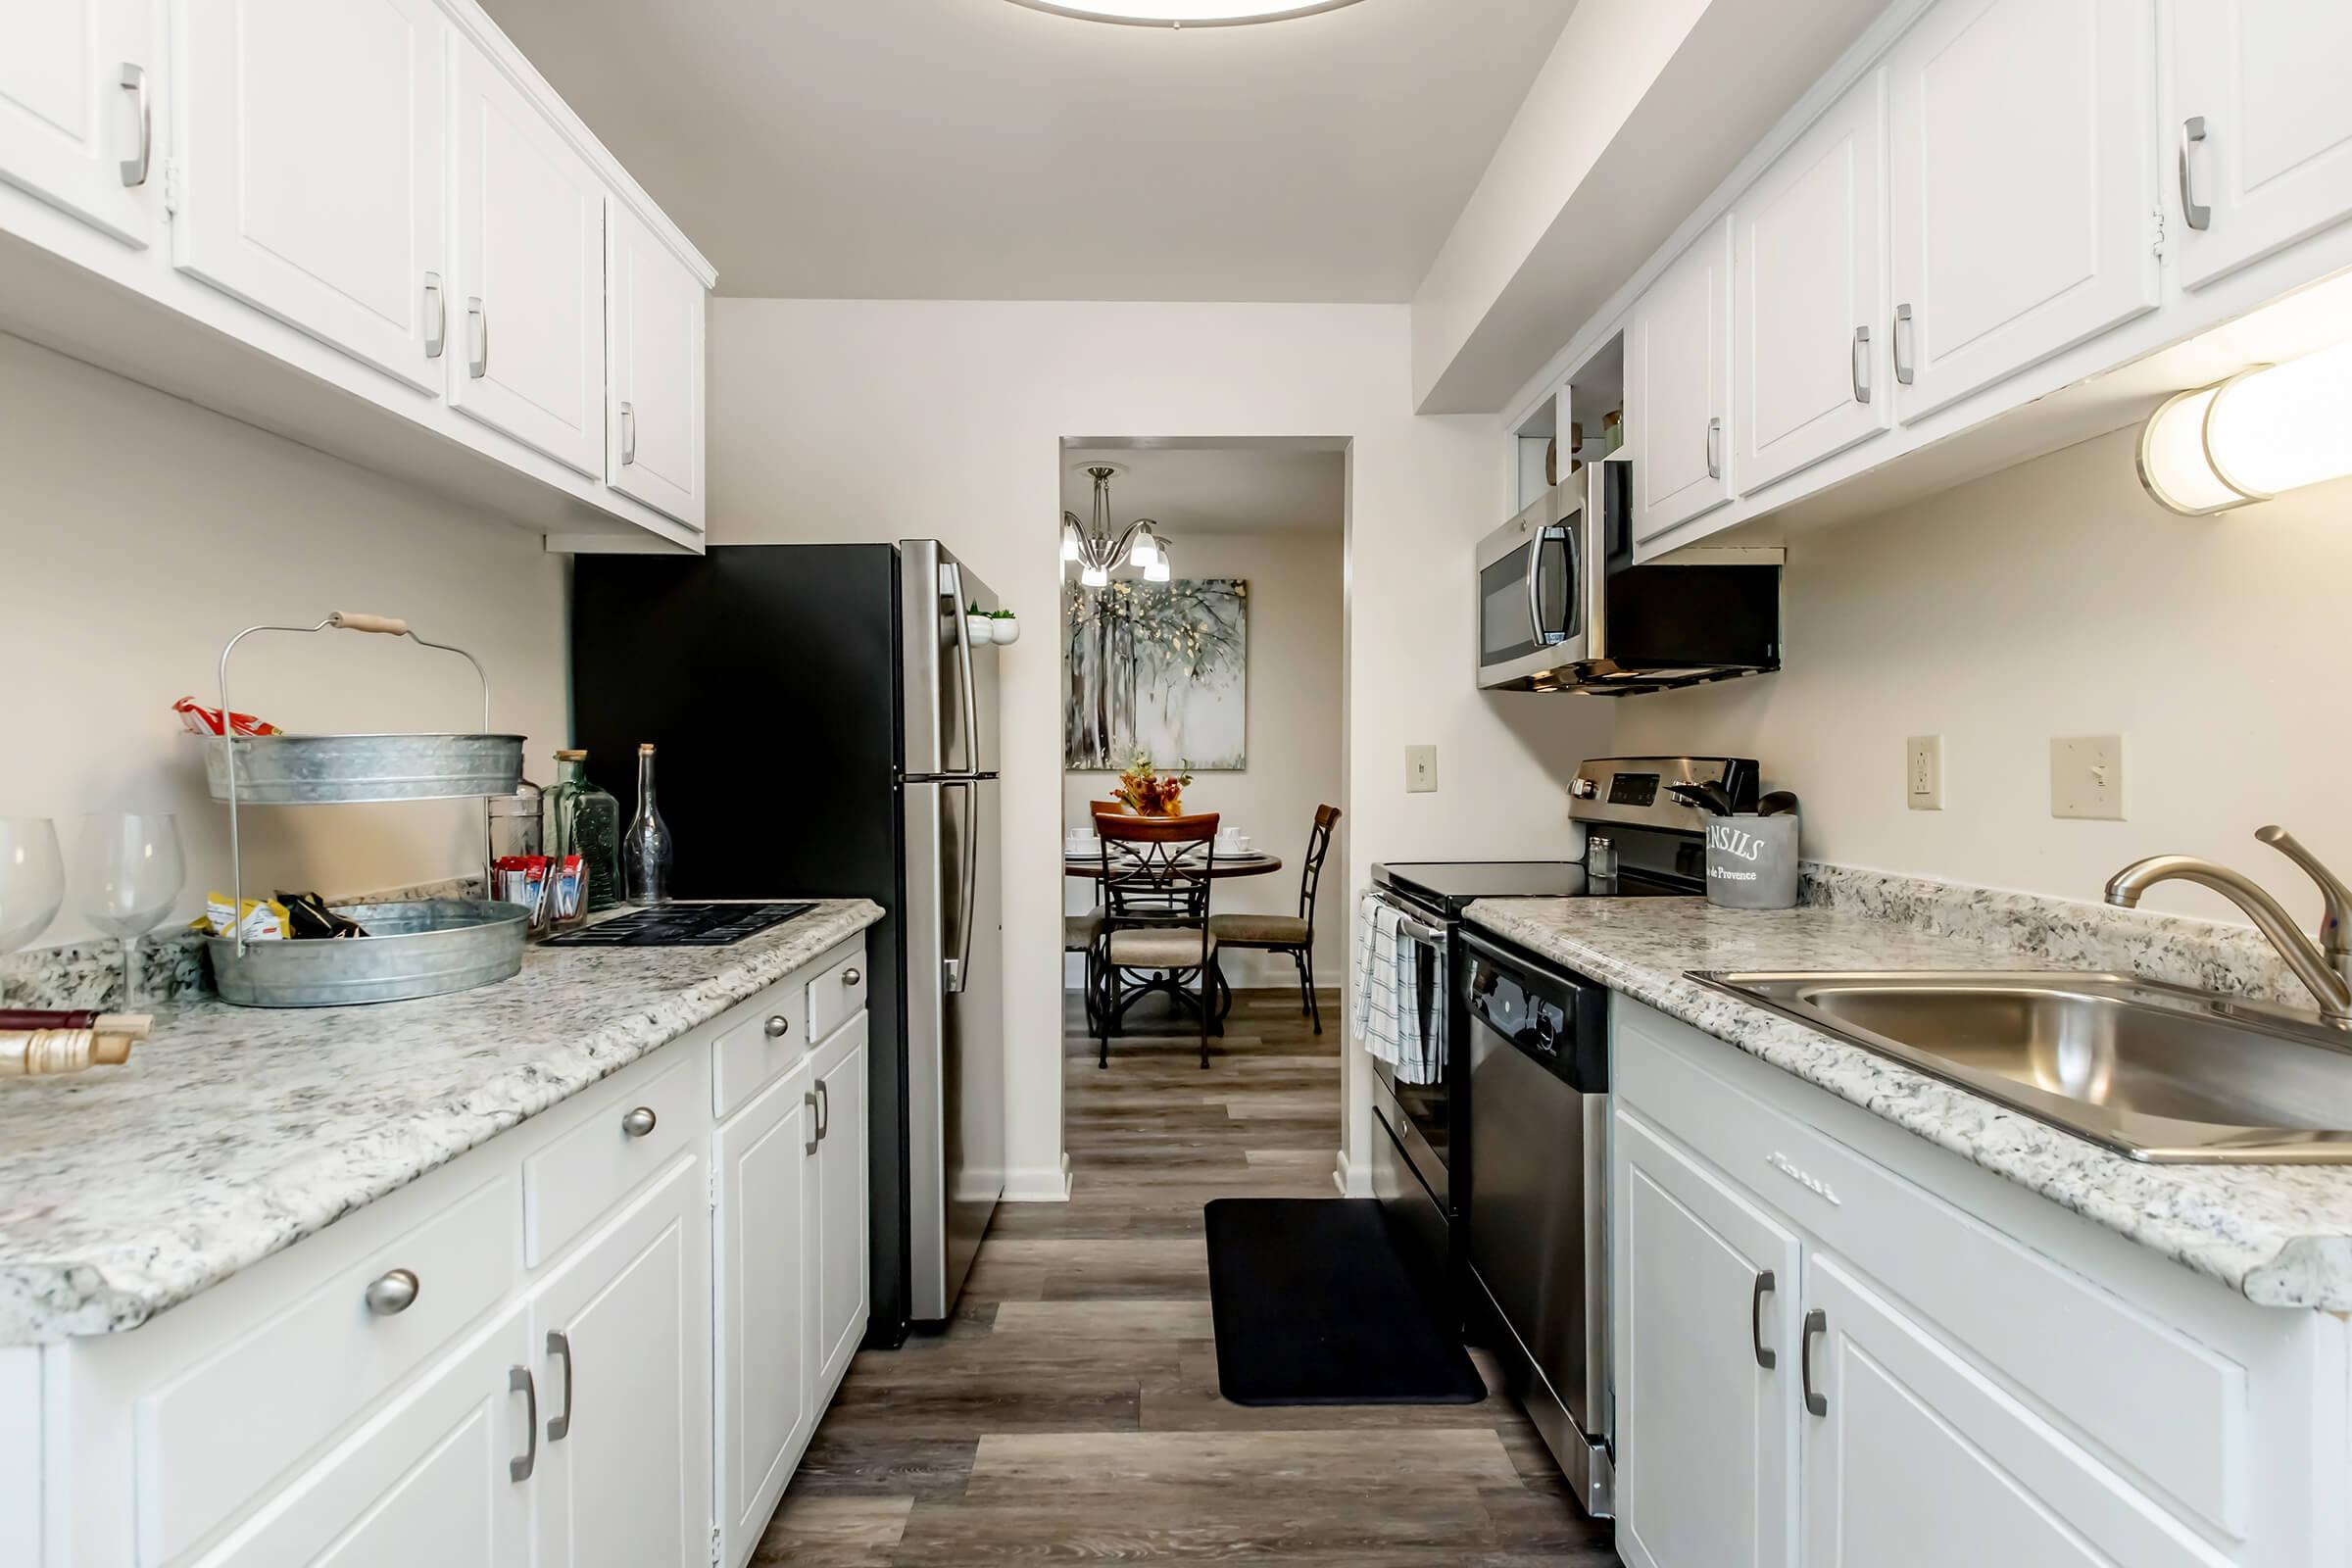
<box><xmin>1353</xmin><ymin>890</ymin><xmax>1438</xmax><ymax>1085</ymax></box>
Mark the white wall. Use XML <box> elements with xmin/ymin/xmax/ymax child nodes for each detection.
<box><xmin>0</xmin><ymin>333</ymin><xmax>569</xmax><ymax>945</ymax></box>
<box><xmin>1614</xmin><ymin>425</ymin><xmax>2352</xmax><ymax>934</ymax></box>
<box><xmin>710</xmin><ymin>299</ymin><xmax>1608</xmax><ymax>1197</ymax></box>
<box><xmin>1061</xmin><ymin>526</ymin><xmax>1348</xmax><ymax>990</ymax></box>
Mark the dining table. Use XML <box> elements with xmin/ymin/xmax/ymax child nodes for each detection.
<box><xmin>1062</xmin><ymin>847</ymin><xmax>1285</xmax><ymax>880</ymax></box>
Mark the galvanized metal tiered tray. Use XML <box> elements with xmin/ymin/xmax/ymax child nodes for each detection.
<box><xmin>203</xmin><ymin>612</ymin><xmax>528</xmax><ymax>1007</ymax></box>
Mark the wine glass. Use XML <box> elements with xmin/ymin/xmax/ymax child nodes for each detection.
<box><xmin>0</xmin><ymin>817</ymin><xmax>67</xmax><ymax>1003</ymax></box>
<box><xmin>77</xmin><ymin>812</ymin><xmax>185</xmax><ymax>1011</ymax></box>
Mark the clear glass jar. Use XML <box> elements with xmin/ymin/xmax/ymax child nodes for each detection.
<box><xmin>544</xmin><ymin>750</ymin><xmax>622</xmax><ymax>916</ymax></box>
<box><xmin>488</xmin><ymin>778</ymin><xmax>543</xmax><ymax>865</ymax></box>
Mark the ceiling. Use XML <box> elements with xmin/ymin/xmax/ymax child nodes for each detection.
<box><xmin>479</xmin><ymin>0</ymin><xmax>1576</xmax><ymax>301</ymax></box>
<box><xmin>1062</xmin><ymin>446</ymin><xmax>1345</xmax><ymax>535</ymax></box>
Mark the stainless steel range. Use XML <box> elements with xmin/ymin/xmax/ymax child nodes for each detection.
<box><xmin>1367</xmin><ymin>755</ymin><xmax>1757</xmax><ymax>1518</ymax></box>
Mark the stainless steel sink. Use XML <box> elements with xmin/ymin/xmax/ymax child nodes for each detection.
<box><xmin>1690</xmin><ymin>971</ymin><xmax>2352</xmax><ymax>1163</ymax></box>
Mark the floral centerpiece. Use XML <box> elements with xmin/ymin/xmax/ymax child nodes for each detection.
<box><xmin>1108</xmin><ymin>753</ymin><xmax>1193</xmax><ymax>816</ymax></box>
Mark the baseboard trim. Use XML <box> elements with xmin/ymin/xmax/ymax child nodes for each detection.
<box><xmin>1333</xmin><ymin>1149</ymin><xmax>1373</xmax><ymax>1199</ymax></box>
<box><xmin>1003</xmin><ymin>1152</ymin><xmax>1074</xmax><ymax>1202</ymax></box>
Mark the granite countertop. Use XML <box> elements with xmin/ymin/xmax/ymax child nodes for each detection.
<box><xmin>0</xmin><ymin>899</ymin><xmax>883</xmax><ymax>1345</ymax></box>
<box><xmin>1465</xmin><ymin>896</ymin><xmax>2352</xmax><ymax>1312</ymax></box>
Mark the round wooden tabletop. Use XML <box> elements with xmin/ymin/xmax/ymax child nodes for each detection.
<box><xmin>1062</xmin><ymin>851</ymin><xmax>1284</xmax><ymax>880</ymax></box>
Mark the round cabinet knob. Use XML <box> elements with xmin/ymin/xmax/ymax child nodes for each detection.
<box><xmin>764</xmin><ymin>1014</ymin><xmax>791</xmax><ymax>1039</ymax></box>
<box><xmin>620</xmin><ymin>1105</ymin><xmax>659</xmax><ymax>1138</ymax></box>
<box><xmin>364</xmin><ymin>1267</ymin><xmax>419</xmax><ymax>1316</ymax></box>
<box><xmin>842</xmin><ymin>967</ymin><xmax>861</xmax><ymax>988</ymax></box>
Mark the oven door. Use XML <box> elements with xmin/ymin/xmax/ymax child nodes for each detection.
<box><xmin>1367</xmin><ymin>898</ymin><xmax>1451</xmax><ymax>1212</ymax></box>
<box><xmin>1475</xmin><ymin>489</ymin><xmax>1585</xmax><ymax>690</ymax></box>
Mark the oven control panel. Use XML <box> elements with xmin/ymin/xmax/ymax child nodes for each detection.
<box><xmin>1567</xmin><ymin>756</ymin><xmax>1760</xmax><ymax>829</ymax></box>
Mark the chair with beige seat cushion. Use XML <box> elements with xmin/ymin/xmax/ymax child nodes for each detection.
<box><xmin>1065</xmin><ymin>909</ymin><xmax>1103</xmax><ymax>1031</ymax></box>
<box><xmin>1207</xmin><ymin>803</ymin><xmax>1339</xmax><ymax>1033</ymax></box>
<box><xmin>1091</xmin><ymin>810</ymin><xmax>1220</xmax><ymax>1069</ymax></box>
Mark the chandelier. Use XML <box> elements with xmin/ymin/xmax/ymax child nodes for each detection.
<box><xmin>1062</xmin><ymin>464</ymin><xmax>1171</xmax><ymax>588</ymax></box>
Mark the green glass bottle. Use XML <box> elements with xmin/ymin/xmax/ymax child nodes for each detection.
<box><xmin>545</xmin><ymin>750</ymin><xmax>622</xmax><ymax>914</ymax></box>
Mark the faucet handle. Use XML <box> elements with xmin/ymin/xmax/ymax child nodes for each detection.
<box><xmin>2257</xmin><ymin>826</ymin><xmax>2352</xmax><ymax>955</ymax></box>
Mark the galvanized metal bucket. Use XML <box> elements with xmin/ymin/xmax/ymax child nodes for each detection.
<box><xmin>207</xmin><ymin>900</ymin><xmax>526</xmax><ymax>1007</ymax></box>
<box><xmin>203</xmin><ymin>732</ymin><xmax>523</xmax><ymax>806</ymax></box>
<box><xmin>1704</xmin><ymin>815</ymin><xmax>1801</xmax><ymax>909</ymax></box>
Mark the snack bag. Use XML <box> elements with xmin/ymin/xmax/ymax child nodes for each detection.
<box><xmin>173</xmin><ymin>697</ymin><xmax>282</xmax><ymax>737</ymax></box>
<box><xmin>204</xmin><ymin>892</ymin><xmax>289</xmax><ymax>941</ymax></box>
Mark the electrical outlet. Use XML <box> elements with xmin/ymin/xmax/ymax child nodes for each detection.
<box><xmin>1905</xmin><ymin>736</ymin><xmax>1942</xmax><ymax>811</ymax></box>
<box><xmin>1405</xmin><ymin>745</ymin><xmax>1438</xmax><ymax>794</ymax></box>
<box><xmin>2052</xmin><ymin>735</ymin><xmax>2126</xmax><ymax>820</ymax></box>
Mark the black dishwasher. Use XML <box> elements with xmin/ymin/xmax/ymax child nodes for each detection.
<box><xmin>1464</xmin><ymin>927</ymin><xmax>1614</xmax><ymax>1519</ymax></box>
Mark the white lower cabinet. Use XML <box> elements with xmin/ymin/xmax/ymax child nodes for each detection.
<box><xmin>526</xmin><ymin>1153</ymin><xmax>711</xmax><ymax>1568</ymax></box>
<box><xmin>1612</xmin><ymin>997</ymin><xmax>2336</xmax><ymax>1568</ymax></box>
<box><xmin>810</xmin><ymin>1015</ymin><xmax>871</xmax><ymax>1395</ymax></box>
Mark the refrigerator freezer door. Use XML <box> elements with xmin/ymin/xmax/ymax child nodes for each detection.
<box><xmin>900</xmin><ymin>540</ymin><xmax>1001</xmax><ymax>778</ymax></box>
<box><xmin>902</xmin><ymin>777</ymin><xmax>1004</xmax><ymax>1320</ymax></box>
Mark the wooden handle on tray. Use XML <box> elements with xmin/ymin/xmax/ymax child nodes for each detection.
<box><xmin>328</xmin><ymin>612</ymin><xmax>409</xmax><ymax>636</ymax></box>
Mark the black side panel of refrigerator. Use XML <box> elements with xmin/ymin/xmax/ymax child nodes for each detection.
<box><xmin>570</xmin><ymin>543</ymin><xmax>915</xmax><ymax>1348</ymax></box>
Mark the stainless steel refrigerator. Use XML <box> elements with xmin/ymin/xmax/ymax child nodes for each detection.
<box><xmin>570</xmin><ymin>541</ymin><xmax>1005</xmax><ymax>1343</ymax></box>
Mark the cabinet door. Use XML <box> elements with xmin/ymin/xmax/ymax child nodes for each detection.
<box><xmin>528</xmin><ymin>1153</ymin><xmax>710</xmax><ymax>1568</ymax></box>
<box><xmin>1886</xmin><ymin>0</ymin><xmax>2158</xmax><ymax>421</ymax></box>
<box><xmin>173</xmin><ymin>0</ymin><xmax>447</xmax><ymax>391</ymax></box>
<box><xmin>810</xmin><ymin>1014</ymin><xmax>870</xmax><ymax>1396</ymax></box>
<box><xmin>606</xmin><ymin>199</ymin><xmax>706</xmax><ymax>529</ymax></box>
<box><xmin>1798</xmin><ymin>1253</ymin><xmax>2216</xmax><ymax>1568</ymax></box>
<box><xmin>712</xmin><ymin>1065</ymin><xmax>815</xmax><ymax>1568</ymax></box>
<box><xmin>2175</xmin><ymin>0</ymin><xmax>2352</xmax><ymax>288</ymax></box>
<box><xmin>1630</xmin><ymin>218</ymin><xmax>1733</xmax><ymax>543</ymax></box>
<box><xmin>450</xmin><ymin>36</ymin><xmax>605</xmax><ymax>477</ymax></box>
<box><xmin>0</xmin><ymin>0</ymin><xmax>159</xmax><ymax>245</ymax></box>
<box><xmin>1613</xmin><ymin>1110</ymin><xmax>1800</xmax><ymax>1568</ymax></box>
<box><xmin>1735</xmin><ymin>73</ymin><xmax>1889</xmax><ymax>493</ymax></box>
<box><xmin>200</xmin><ymin>1304</ymin><xmax>532</xmax><ymax>1567</ymax></box>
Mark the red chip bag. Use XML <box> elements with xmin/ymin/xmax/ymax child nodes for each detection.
<box><xmin>174</xmin><ymin>697</ymin><xmax>282</xmax><ymax>737</ymax></box>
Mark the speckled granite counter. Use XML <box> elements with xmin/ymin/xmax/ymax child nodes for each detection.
<box><xmin>1466</xmin><ymin>895</ymin><xmax>2352</xmax><ymax>1312</ymax></box>
<box><xmin>0</xmin><ymin>899</ymin><xmax>882</xmax><ymax>1345</ymax></box>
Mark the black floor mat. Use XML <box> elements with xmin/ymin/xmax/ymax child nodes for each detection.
<box><xmin>1203</xmin><ymin>1198</ymin><xmax>1487</xmax><ymax>1406</ymax></box>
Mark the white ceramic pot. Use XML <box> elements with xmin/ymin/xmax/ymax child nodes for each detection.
<box><xmin>965</xmin><ymin>614</ymin><xmax>993</xmax><ymax>646</ymax></box>
<box><xmin>990</xmin><ymin>616</ymin><xmax>1020</xmax><ymax>645</ymax></box>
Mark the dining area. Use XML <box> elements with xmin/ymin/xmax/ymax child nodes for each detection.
<box><xmin>1063</xmin><ymin>796</ymin><xmax>1339</xmax><ymax>1069</ymax></box>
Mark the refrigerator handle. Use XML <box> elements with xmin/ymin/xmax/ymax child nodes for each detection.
<box><xmin>942</xmin><ymin>780</ymin><xmax>979</xmax><ymax>994</ymax></box>
<box><xmin>943</xmin><ymin>562</ymin><xmax>980</xmax><ymax>777</ymax></box>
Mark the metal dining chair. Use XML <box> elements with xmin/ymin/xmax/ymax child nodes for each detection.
<box><xmin>1091</xmin><ymin>810</ymin><xmax>1220</xmax><ymax>1069</ymax></box>
<box><xmin>1208</xmin><ymin>803</ymin><xmax>1340</xmax><ymax>1033</ymax></box>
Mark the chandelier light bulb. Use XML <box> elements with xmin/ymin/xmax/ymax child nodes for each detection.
<box><xmin>1061</xmin><ymin>520</ymin><xmax>1082</xmax><ymax>563</ymax></box>
<box><xmin>1081</xmin><ymin>562</ymin><xmax>1110</xmax><ymax>588</ymax></box>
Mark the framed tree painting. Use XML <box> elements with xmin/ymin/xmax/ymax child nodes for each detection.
<box><xmin>1064</xmin><ymin>578</ymin><xmax>1248</xmax><ymax>771</ymax></box>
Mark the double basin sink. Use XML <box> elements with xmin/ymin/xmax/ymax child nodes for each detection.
<box><xmin>1693</xmin><ymin>970</ymin><xmax>2352</xmax><ymax>1163</ymax></box>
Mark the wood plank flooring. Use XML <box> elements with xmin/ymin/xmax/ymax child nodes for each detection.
<box><xmin>756</xmin><ymin>988</ymin><xmax>1619</xmax><ymax>1565</ymax></box>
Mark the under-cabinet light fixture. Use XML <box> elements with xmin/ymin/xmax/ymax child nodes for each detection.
<box><xmin>2140</xmin><ymin>338</ymin><xmax>2352</xmax><ymax>515</ymax></box>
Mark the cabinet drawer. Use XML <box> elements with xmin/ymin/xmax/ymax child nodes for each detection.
<box><xmin>808</xmin><ymin>945</ymin><xmax>867</xmax><ymax>1045</ymax></box>
<box><xmin>711</xmin><ymin>981</ymin><xmax>808</xmax><ymax>1122</ymax></box>
<box><xmin>135</xmin><ymin>1173</ymin><xmax>516</xmax><ymax>1564</ymax></box>
<box><xmin>524</xmin><ymin>1052</ymin><xmax>699</xmax><ymax>1268</ymax></box>
<box><xmin>1615</xmin><ymin>1004</ymin><xmax>2250</xmax><ymax>1539</ymax></box>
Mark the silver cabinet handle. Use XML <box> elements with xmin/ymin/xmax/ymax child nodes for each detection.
<box><xmin>804</xmin><ymin>1090</ymin><xmax>820</xmax><ymax>1156</ymax></box>
<box><xmin>765</xmin><ymin>1013</ymin><xmax>791</xmax><ymax>1039</ymax></box>
<box><xmin>363</xmin><ymin>1267</ymin><xmax>418</xmax><ymax>1315</ymax></box>
<box><xmin>1750</xmin><ymin>1270</ymin><xmax>1777</xmax><ymax>1369</ymax></box>
<box><xmin>816</xmin><ymin>1078</ymin><xmax>830</xmax><ymax>1142</ymax></box>
<box><xmin>619</xmin><ymin>401</ymin><xmax>636</xmax><ymax>466</ymax></box>
<box><xmin>1801</xmin><ymin>1307</ymin><xmax>1828</xmax><ymax>1417</ymax></box>
<box><xmin>119</xmin><ymin>64</ymin><xmax>151</xmax><ymax>187</ymax></box>
<box><xmin>2180</xmin><ymin>115</ymin><xmax>2211</xmax><ymax>231</ymax></box>
<box><xmin>842</xmin><ymin>967</ymin><xmax>861</xmax><ymax>988</ymax></box>
<box><xmin>508</xmin><ymin>1365</ymin><xmax>538</xmax><ymax>1481</ymax></box>
<box><xmin>1892</xmin><ymin>304</ymin><xmax>1915</xmax><ymax>386</ymax></box>
<box><xmin>620</xmin><ymin>1105</ymin><xmax>657</xmax><ymax>1138</ymax></box>
<box><xmin>1704</xmin><ymin>416</ymin><xmax>1722</xmax><ymax>480</ymax></box>
<box><xmin>423</xmin><ymin>272</ymin><xmax>446</xmax><ymax>359</ymax></box>
<box><xmin>1850</xmin><ymin>325</ymin><xmax>1872</xmax><ymax>405</ymax></box>
<box><xmin>467</xmin><ymin>297</ymin><xmax>488</xmax><ymax>378</ymax></box>
<box><xmin>545</xmin><ymin>1331</ymin><xmax>574</xmax><ymax>1442</ymax></box>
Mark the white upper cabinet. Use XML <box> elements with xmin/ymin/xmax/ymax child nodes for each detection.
<box><xmin>1735</xmin><ymin>73</ymin><xmax>1890</xmax><ymax>494</ymax></box>
<box><xmin>1614</xmin><ymin>1111</ymin><xmax>1800</xmax><ymax>1568</ymax></box>
<box><xmin>2173</xmin><ymin>0</ymin><xmax>2352</xmax><ymax>289</ymax></box>
<box><xmin>174</xmin><ymin>0</ymin><xmax>448</xmax><ymax>392</ymax></box>
<box><xmin>1886</xmin><ymin>0</ymin><xmax>2159</xmax><ymax>421</ymax></box>
<box><xmin>451</xmin><ymin>33</ymin><xmax>606</xmax><ymax>478</ymax></box>
<box><xmin>0</xmin><ymin>0</ymin><xmax>159</xmax><ymax>246</ymax></box>
<box><xmin>1630</xmin><ymin>217</ymin><xmax>1734</xmax><ymax>542</ymax></box>
<box><xmin>606</xmin><ymin>198</ymin><xmax>706</xmax><ymax>529</ymax></box>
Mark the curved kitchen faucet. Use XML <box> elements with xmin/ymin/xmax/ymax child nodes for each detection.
<box><xmin>2105</xmin><ymin>825</ymin><xmax>2352</xmax><ymax>1024</ymax></box>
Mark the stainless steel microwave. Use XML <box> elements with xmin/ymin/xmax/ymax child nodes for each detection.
<box><xmin>1476</xmin><ymin>456</ymin><xmax>1782</xmax><ymax>695</ymax></box>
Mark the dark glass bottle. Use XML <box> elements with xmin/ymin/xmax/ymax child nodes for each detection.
<box><xmin>545</xmin><ymin>750</ymin><xmax>622</xmax><ymax>914</ymax></box>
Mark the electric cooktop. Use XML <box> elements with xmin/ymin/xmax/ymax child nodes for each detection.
<box><xmin>1374</xmin><ymin>860</ymin><xmax>1695</xmax><ymax>916</ymax></box>
<box><xmin>537</xmin><ymin>901</ymin><xmax>816</xmax><ymax>948</ymax></box>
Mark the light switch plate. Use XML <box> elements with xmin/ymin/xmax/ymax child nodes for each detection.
<box><xmin>2052</xmin><ymin>735</ymin><xmax>2126</xmax><ymax>820</ymax></box>
<box><xmin>1905</xmin><ymin>736</ymin><xmax>1942</xmax><ymax>811</ymax></box>
<box><xmin>1405</xmin><ymin>745</ymin><xmax>1438</xmax><ymax>794</ymax></box>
